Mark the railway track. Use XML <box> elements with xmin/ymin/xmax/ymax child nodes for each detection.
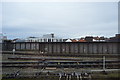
<box><xmin>2</xmin><ymin>60</ymin><xmax>120</xmax><ymax>68</ymax></box>
<box><xmin>2</xmin><ymin>51</ymin><xmax>120</xmax><ymax>58</ymax></box>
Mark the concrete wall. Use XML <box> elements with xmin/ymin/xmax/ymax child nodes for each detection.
<box><xmin>2</xmin><ymin>42</ymin><xmax>120</xmax><ymax>54</ymax></box>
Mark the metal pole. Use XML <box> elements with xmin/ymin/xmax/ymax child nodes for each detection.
<box><xmin>69</xmin><ymin>75</ymin><xmax>71</xmax><ymax>80</ymax></box>
<box><xmin>13</xmin><ymin>48</ymin><xmax>15</xmax><ymax>56</ymax></box>
<box><xmin>88</xmin><ymin>74</ymin><xmax>91</xmax><ymax>80</ymax></box>
<box><xmin>66</xmin><ymin>75</ymin><xmax>68</xmax><ymax>80</ymax></box>
<box><xmin>76</xmin><ymin>74</ymin><xmax>79</xmax><ymax>80</ymax></box>
<box><xmin>80</xmin><ymin>74</ymin><xmax>82</xmax><ymax>80</ymax></box>
<box><xmin>59</xmin><ymin>73</ymin><xmax>62</xmax><ymax>80</ymax></box>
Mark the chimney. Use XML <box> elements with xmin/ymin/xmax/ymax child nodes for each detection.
<box><xmin>51</xmin><ymin>33</ymin><xmax>54</xmax><ymax>38</ymax></box>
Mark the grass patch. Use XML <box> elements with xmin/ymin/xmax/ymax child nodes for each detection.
<box><xmin>92</xmin><ymin>72</ymin><xmax>120</xmax><ymax>80</ymax></box>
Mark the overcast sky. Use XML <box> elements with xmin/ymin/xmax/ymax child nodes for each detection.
<box><xmin>2</xmin><ymin>2</ymin><xmax>118</xmax><ymax>39</ymax></box>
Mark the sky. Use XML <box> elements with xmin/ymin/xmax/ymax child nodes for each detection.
<box><xmin>2</xmin><ymin>2</ymin><xmax>118</xmax><ymax>39</ymax></box>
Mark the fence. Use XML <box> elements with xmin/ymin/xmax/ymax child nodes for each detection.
<box><xmin>2</xmin><ymin>42</ymin><xmax>120</xmax><ymax>54</ymax></box>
